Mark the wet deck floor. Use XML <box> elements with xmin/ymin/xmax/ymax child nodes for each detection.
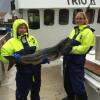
<box><xmin>0</xmin><ymin>64</ymin><xmax>66</xmax><ymax>100</ymax></box>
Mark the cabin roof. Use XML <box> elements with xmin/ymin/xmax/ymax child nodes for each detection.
<box><xmin>15</xmin><ymin>0</ymin><xmax>100</xmax><ymax>9</ymax></box>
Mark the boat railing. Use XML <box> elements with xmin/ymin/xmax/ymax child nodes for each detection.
<box><xmin>0</xmin><ymin>32</ymin><xmax>11</xmax><ymax>83</ymax></box>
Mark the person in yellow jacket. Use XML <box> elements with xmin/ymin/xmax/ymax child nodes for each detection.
<box><xmin>1</xmin><ymin>19</ymin><xmax>48</xmax><ymax>100</ymax></box>
<box><xmin>62</xmin><ymin>12</ymin><xmax>95</xmax><ymax>100</ymax></box>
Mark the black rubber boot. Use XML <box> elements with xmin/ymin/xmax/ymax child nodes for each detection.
<box><xmin>75</xmin><ymin>92</ymin><xmax>88</xmax><ymax>100</ymax></box>
<box><xmin>62</xmin><ymin>96</ymin><xmax>68</xmax><ymax>100</ymax></box>
<box><xmin>62</xmin><ymin>96</ymin><xmax>75</xmax><ymax>100</ymax></box>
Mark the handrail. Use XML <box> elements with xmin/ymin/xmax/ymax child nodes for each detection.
<box><xmin>0</xmin><ymin>32</ymin><xmax>11</xmax><ymax>75</ymax></box>
<box><xmin>0</xmin><ymin>32</ymin><xmax>11</xmax><ymax>48</ymax></box>
<box><xmin>85</xmin><ymin>73</ymin><xmax>100</xmax><ymax>93</ymax></box>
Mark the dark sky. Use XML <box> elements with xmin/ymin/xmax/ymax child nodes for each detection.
<box><xmin>0</xmin><ymin>0</ymin><xmax>11</xmax><ymax>12</ymax></box>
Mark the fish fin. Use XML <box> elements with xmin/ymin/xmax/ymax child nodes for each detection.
<box><xmin>4</xmin><ymin>56</ymin><xmax>15</xmax><ymax>71</ymax></box>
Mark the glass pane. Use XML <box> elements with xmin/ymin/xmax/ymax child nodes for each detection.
<box><xmin>28</xmin><ymin>9</ymin><xmax>40</xmax><ymax>29</ymax></box>
<box><xmin>86</xmin><ymin>9</ymin><xmax>95</xmax><ymax>24</ymax></box>
<box><xmin>44</xmin><ymin>9</ymin><xmax>54</xmax><ymax>26</ymax></box>
<box><xmin>59</xmin><ymin>9</ymin><xmax>69</xmax><ymax>25</ymax></box>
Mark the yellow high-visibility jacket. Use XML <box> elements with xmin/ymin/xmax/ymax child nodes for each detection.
<box><xmin>1</xmin><ymin>19</ymin><xmax>39</xmax><ymax>61</ymax></box>
<box><xmin>69</xmin><ymin>25</ymin><xmax>95</xmax><ymax>54</ymax></box>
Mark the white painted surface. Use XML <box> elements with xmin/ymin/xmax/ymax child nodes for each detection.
<box><xmin>15</xmin><ymin>0</ymin><xmax>99</xmax><ymax>9</ymax></box>
<box><xmin>14</xmin><ymin>0</ymin><xmax>100</xmax><ymax>49</ymax></box>
<box><xmin>13</xmin><ymin>8</ymin><xmax>100</xmax><ymax>49</ymax></box>
<box><xmin>85</xmin><ymin>74</ymin><xmax>100</xmax><ymax>93</ymax></box>
<box><xmin>85</xmin><ymin>74</ymin><xmax>100</xmax><ymax>100</ymax></box>
<box><xmin>27</xmin><ymin>9</ymin><xmax>74</xmax><ymax>49</ymax></box>
<box><xmin>86</xmin><ymin>50</ymin><xmax>100</xmax><ymax>65</ymax></box>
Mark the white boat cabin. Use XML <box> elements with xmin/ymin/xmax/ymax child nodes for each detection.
<box><xmin>14</xmin><ymin>0</ymin><xmax>100</xmax><ymax>49</ymax></box>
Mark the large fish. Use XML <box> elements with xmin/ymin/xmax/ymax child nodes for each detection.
<box><xmin>21</xmin><ymin>38</ymin><xmax>75</xmax><ymax>65</ymax></box>
<box><xmin>4</xmin><ymin>56</ymin><xmax>16</xmax><ymax>70</ymax></box>
<box><xmin>5</xmin><ymin>37</ymin><xmax>78</xmax><ymax>70</ymax></box>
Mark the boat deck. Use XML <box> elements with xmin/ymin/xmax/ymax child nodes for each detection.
<box><xmin>0</xmin><ymin>64</ymin><xmax>66</xmax><ymax>100</ymax></box>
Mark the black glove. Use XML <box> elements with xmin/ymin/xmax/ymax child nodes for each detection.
<box><xmin>62</xmin><ymin>46</ymin><xmax>72</xmax><ymax>55</ymax></box>
<box><xmin>42</xmin><ymin>57</ymin><xmax>50</xmax><ymax>64</ymax></box>
<box><xmin>72</xmin><ymin>39</ymin><xmax>81</xmax><ymax>46</ymax></box>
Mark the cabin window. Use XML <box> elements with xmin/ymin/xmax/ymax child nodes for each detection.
<box><xmin>44</xmin><ymin>9</ymin><xmax>54</xmax><ymax>26</ymax></box>
<box><xmin>73</xmin><ymin>9</ymin><xmax>83</xmax><ymax>24</ymax></box>
<box><xmin>28</xmin><ymin>9</ymin><xmax>40</xmax><ymax>29</ymax></box>
<box><xmin>97</xmin><ymin>9</ymin><xmax>100</xmax><ymax>23</ymax></box>
<box><xmin>85</xmin><ymin>9</ymin><xmax>95</xmax><ymax>24</ymax></box>
<box><xmin>59</xmin><ymin>9</ymin><xmax>69</xmax><ymax>25</ymax></box>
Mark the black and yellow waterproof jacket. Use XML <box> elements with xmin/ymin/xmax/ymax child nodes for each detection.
<box><xmin>1</xmin><ymin>19</ymin><xmax>39</xmax><ymax>64</ymax></box>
